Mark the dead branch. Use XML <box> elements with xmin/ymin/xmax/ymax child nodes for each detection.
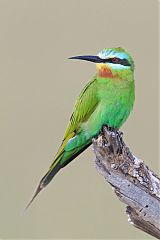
<box><xmin>92</xmin><ymin>126</ymin><xmax>160</xmax><ymax>239</ymax></box>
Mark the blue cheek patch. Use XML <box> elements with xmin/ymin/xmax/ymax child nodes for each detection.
<box><xmin>106</xmin><ymin>62</ymin><xmax>130</xmax><ymax>70</ymax></box>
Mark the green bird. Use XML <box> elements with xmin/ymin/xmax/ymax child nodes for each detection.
<box><xmin>26</xmin><ymin>47</ymin><xmax>135</xmax><ymax>209</ymax></box>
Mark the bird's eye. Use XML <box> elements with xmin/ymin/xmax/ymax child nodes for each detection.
<box><xmin>111</xmin><ymin>58</ymin><xmax>120</xmax><ymax>63</ymax></box>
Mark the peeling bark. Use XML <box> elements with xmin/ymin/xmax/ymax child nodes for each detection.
<box><xmin>92</xmin><ymin>126</ymin><xmax>160</xmax><ymax>239</ymax></box>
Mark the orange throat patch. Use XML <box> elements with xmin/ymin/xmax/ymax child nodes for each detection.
<box><xmin>96</xmin><ymin>63</ymin><xmax>113</xmax><ymax>78</ymax></box>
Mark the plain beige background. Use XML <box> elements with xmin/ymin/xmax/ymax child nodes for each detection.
<box><xmin>0</xmin><ymin>0</ymin><xmax>158</xmax><ymax>239</ymax></box>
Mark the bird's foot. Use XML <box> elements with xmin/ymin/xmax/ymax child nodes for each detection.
<box><xmin>102</xmin><ymin>125</ymin><xmax>116</xmax><ymax>133</ymax></box>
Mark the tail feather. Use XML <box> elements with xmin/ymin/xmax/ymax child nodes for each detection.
<box><xmin>24</xmin><ymin>140</ymin><xmax>91</xmax><ymax>211</ymax></box>
<box><xmin>24</xmin><ymin>160</ymin><xmax>61</xmax><ymax>211</ymax></box>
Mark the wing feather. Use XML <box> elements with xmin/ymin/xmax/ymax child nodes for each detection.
<box><xmin>64</xmin><ymin>77</ymin><xmax>98</xmax><ymax>139</ymax></box>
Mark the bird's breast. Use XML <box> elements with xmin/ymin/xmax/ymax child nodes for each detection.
<box><xmin>83</xmin><ymin>86</ymin><xmax>133</xmax><ymax>135</ymax></box>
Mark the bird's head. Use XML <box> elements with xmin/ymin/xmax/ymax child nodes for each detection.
<box><xmin>69</xmin><ymin>47</ymin><xmax>134</xmax><ymax>79</ymax></box>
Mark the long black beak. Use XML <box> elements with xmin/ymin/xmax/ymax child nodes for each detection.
<box><xmin>68</xmin><ymin>55</ymin><xmax>104</xmax><ymax>63</ymax></box>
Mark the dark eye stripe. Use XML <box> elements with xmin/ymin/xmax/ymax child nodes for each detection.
<box><xmin>106</xmin><ymin>58</ymin><xmax>131</xmax><ymax>66</ymax></box>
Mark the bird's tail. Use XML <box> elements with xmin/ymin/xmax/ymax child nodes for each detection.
<box><xmin>24</xmin><ymin>140</ymin><xmax>91</xmax><ymax>211</ymax></box>
<box><xmin>24</xmin><ymin>152</ymin><xmax>63</xmax><ymax>211</ymax></box>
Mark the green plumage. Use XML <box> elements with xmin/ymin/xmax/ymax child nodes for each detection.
<box><xmin>26</xmin><ymin>47</ymin><xmax>135</xmax><ymax>209</ymax></box>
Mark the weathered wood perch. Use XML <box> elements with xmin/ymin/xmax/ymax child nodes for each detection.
<box><xmin>92</xmin><ymin>126</ymin><xmax>160</xmax><ymax>239</ymax></box>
